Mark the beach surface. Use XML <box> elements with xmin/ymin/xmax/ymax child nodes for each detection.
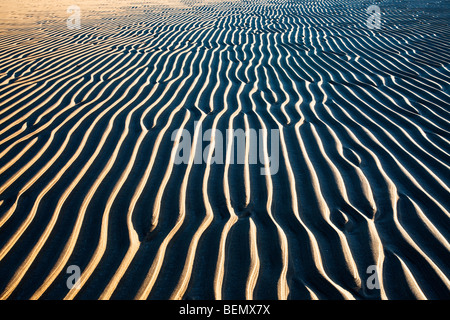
<box><xmin>0</xmin><ymin>0</ymin><xmax>449</xmax><ymax>299</ymax></box>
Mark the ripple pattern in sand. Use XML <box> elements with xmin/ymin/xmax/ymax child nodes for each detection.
<box><xmin>0</xmin><ymin>0</ymin><xmax>449</xmax><ymax>300</ymax></box>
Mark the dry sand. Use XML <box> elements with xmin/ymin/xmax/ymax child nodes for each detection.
<box><xmin>0</xmin><ymin>0</ymin><xmax>449</xmax><ymax>299</ymax></box>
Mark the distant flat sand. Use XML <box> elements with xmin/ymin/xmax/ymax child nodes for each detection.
<box><xmin>0</xmin><ymin>0</ymin><xmax>449</xmax><ymax>300</ymax></box>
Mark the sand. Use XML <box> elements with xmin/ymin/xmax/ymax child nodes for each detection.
<box><xmin>0</xmin><ymin>0</ymin><xmax>449</xmax><ymax>300</ymax></box>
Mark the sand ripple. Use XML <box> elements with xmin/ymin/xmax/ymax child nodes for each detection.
<box><xmin>0</xmin><ymin>0</ymin><xmax>449</xmax><ymax>299</ymax></box>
